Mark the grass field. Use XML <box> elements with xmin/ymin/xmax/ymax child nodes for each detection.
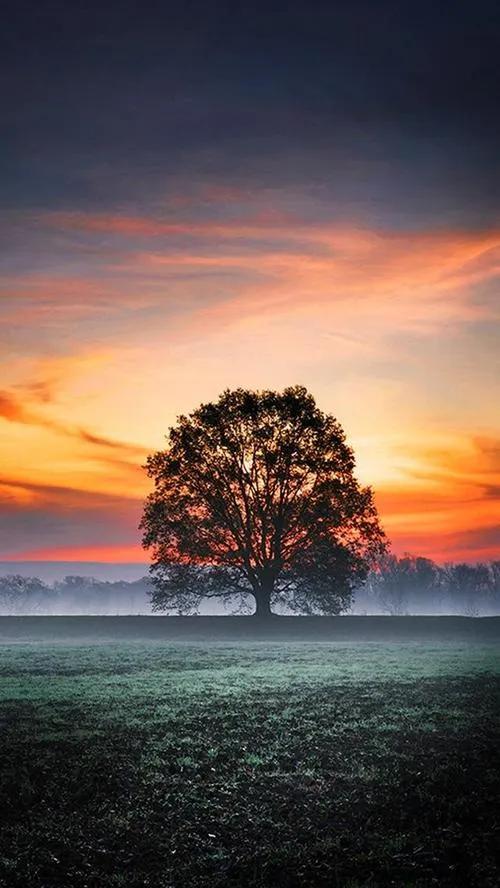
<box><xmin>1</xmin><ymin>640</ymin><xmax>499</xmax><ymax>886</ymax></box>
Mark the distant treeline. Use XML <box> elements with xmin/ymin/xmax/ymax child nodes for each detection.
<box><xmin>357</xmin><ymin>556</ymin><xmax>500</xmax><ymax>616</ymax></box>
<box><xmin>0</xmin><ymin>556</ymin><xmax>499</xmax><ymax>615</ymax></box>
<box><xmin>0</xmin><ymin>575</ymin><xmax>152</xmax><ymax>616</ymax></box>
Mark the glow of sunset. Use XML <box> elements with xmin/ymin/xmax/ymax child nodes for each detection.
<box><xmin>1</xmin><ymin>1</ymin><xmax>499</xmax><ymax>565</ymax></box>
<box><xmin>1</xmin><ymin>203</ymin><xmax>499</xmax><ymax>564</ymax></box>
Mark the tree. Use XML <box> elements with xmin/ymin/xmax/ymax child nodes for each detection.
<box><xmin>141</xmin><ymin>386</ymin><xmax>386</xmax><ymax>617</ymax></box>
<box><xmin>0</xmin><ymin>575</ymin><xmax>50</xmax><ymax>614</ymax></box>
<box><xmin>53</xmin><ymin>575</ymin><xmax>109</xmax><ymax>613</ymax></box>
<box><xmin>488</xmin><ymin>561</ymin><xmax>500</xmax><ymax>614</ymax></box>
<box><xmin>367</xmin><ymin>554</ymin><xmax>442</xmax><ymax>615</ymax></box>
<box><xmin>52</xmin><ymin>575</ymin><xmax>152</xmax><ymax>614</ymax></box>
<box><xmin>442</xmin><ymin>562</ymin><xmax>490</xmax><ymax>616</ymax></box>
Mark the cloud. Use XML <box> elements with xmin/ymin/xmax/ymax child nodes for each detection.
<box><xmin>389</xmin><ymin>525</ymin><xmax>500</xmax><ymax>564</ymax></box>
<box><xmin>38</xmin><ymin>211</ymin><xmax>500</xmax><ymax>334</ymax></box>
<box><xmin>0</xmin><ymin>387</ymin><xmax>148</xmax><ymax>457</ymax></box>
<box><xmin>45</xmin><ymin>209</ymin><xmax>308</xmax><ymax>240</ymax></box>
<box><xmin>3</xmin><ymin>211</ymin><xmax>499</xmax><ymax>354</ymax></box>
<box><xmin>73</xmin><ymin>428</ymin><xmax>147</xmax><ymax>456</ymax></box>
<box><xmin>1</xmin><ymin>544</ymin><xmax>145</xmax><ymax>563</ymax></box>
<box><xmin>0</xmin><ymin>391</ymin><xmax>26</xmax><ymax>423</ymax></box>
<box><xmin>0</xmin><ymin>476</ymin><xmax>143</xmax><ymax>559</ymax></box>
<box><xmin>400</xmin><ymin>435</ymin><xmax>500</xmax><ymax>494</ymax></box>
<box><xmin>0</xmin><ymin>476</ymin><xmax>141</xmax><ymax>508</ymax></box>
<box><xmin>373</xmin><ymin>433</ymin><xmax>500</xmax><ymax>562</ymax></box>
<box><xmin>0</xmin><ymin>275</ymin><xmax>151</xmax><ymax>318</ymax></box>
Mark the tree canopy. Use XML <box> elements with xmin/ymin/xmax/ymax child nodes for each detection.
<box><xmin>141</xmin><ymin>386</ymin><xmax>386</xmax><ymax>616</ymax></box>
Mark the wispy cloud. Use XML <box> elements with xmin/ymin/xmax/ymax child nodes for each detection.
<box><xmin>3</xmin><ymin>212</ymin><xmax>499</xmax><ymax>351</ymax></box>
<box><xmin>37</xmin><ymin>212</ymin><xmax>500</xmax><ymax>334</ymax></box>
<box><xmin>375</xmin><ymin>434</ymin><xmax>500</xmax><ymax>561</ymax></box>
<box><xmin>0</xmin><ymin>476</ymin><xmax>143</xmax><ymax>560</ymax></box>
<box><xmin>0</xmin><ymin>387</ymin><xmax>148</xmax><ymax>457</ymax></box>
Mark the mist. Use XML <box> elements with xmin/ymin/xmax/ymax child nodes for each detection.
<box><xmin>1</xmin><ymin>558</ymin><xmax>499</xmax><ymax>616</ymax></box>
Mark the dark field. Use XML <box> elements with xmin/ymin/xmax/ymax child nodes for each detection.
<box><xmin>1</xmin><ymin>614</ymin><xmax>500</xmax><ymax>642</ymax></box>
<box><xmin>1</xmin><ymin>639</ymin><xmax>499</xmax><ymax>887</ymax></box>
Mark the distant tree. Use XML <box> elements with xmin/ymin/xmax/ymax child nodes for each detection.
<box><xmin>488</xmin><ymin>561</ymin><xmax>500</xmax><ymax>613</ymax></box>
<box><xmin>52</xmin><ymin>576</ymin><xmax>150</xmax><ymax>614</ymax></box>
<box><xmin>0</xmin><ymin>575</ymin><xmax>50</xmax><ymax>614</ymax></box>
<box><xmin>368</xmin><ymin>554</ymin><xmax>442</xmax><ymax>615</ymax></box>
<box><xmin>443</xmin><ymin>563</ymin><xmax>490</xmax><ymax>616</ymax></box>
<box><xmin>141</xmin><ymin>386</ymin><xmax>386</xmax><ymax>617</ymax></box>
<box><xmin>53</xmin><ymin>575</ymin><xmax>108</xmax><ymax>612</ymax></box>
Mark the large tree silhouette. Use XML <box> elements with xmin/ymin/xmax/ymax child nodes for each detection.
<box><xmin>141</xmin><ymin>386</ymin><xmax>386</xmax><ymax>617</ymax></box>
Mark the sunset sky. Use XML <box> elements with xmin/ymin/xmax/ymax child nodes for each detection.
<box><xmin>1</xmin><ymin>0</ymin><xmax>499</xmax><ymax>564</ymax></box>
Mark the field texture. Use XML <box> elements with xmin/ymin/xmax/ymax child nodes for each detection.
<box><xmin>0</xmin><ymin>640</ymin><xmax>499</xmax><ymax>887</ymax></box>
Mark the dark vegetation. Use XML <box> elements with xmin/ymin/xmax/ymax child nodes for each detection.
<box><xmin>1</xmin><ymin>557</ymin><xmax>500</xmax><ymax>616</ymax></box>
<box><xmin>0</xmin><ymin>641</ymin><xmax>499</xmax><ymax>887</ymax></box>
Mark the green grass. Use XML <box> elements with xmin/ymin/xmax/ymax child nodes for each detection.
<box><xmin>0</xmin><ymin>641</ymin><xmax>499</xmax><ymax>886</ymax></box>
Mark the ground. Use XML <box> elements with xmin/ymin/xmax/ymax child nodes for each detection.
<box><xmin>0</xmin><ymin>639</ymin><xmax>499</xmax><ymax>887</ymax></box>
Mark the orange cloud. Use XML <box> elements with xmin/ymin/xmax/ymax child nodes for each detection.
<box><xmin>0</xmin><ymin>391</ymin><xmax>27</xmax><ymax>422</ymax></box>
<box><xmin>387</xmin><ymin>526</ymin><xmax>500</xmax><ymax>564</ymax></box>
<box><xmin>2</xmin><ymin>544</ymin><xmax>146</xmax><ymax>563</ymax></box>
<box><xmin>5</xmin><ymin>214</ymin><xmax>499</xmax><ymax>346</ymax></box>
<box><xmin>45</xmin><ymin>209</ymin><xmax>303</xmax><ymax>240</ymax></box>
<box><xmin>111</xmin><ymin>224</ymin><xmax>499</xmax><ymax>336</ymax></box>
<box><xmin>374</xmin><ymin>434</ymin><xmax>500</xmax><ymax>562</ymax></box>
<box><xmin>0</xmin><ymin>387</ymin><xmax>148</xmax><ymax>457</ymax></box>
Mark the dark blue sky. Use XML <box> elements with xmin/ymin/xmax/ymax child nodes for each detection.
<box><xmin>2</xmin><ymin>0</ymin><xmax>499</xmax><ymax>226</ymax></box>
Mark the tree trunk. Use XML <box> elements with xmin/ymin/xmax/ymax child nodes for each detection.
<box><xmin>253</xmin><ymin>586</ymin><xmax>273</xmax><ymax>618</ymax></box>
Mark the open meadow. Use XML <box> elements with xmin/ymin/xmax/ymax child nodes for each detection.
<box><xmin>1</xmin><ymin>638</ymin><xmax>499</xmax><ymax>887</ymax></box>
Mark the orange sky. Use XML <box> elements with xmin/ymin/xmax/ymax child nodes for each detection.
<box><xmin>1</xmin><ymin>197</ymin><xmax>499</xmax><ymax>564</ymax></box>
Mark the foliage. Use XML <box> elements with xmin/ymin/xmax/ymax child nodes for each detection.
<box><xmin>52</xmin><ymin>575</ymin><xmax>151</xmax><ymax>614</ymax></box>
<box><xmin>361</xmin><ymin>557</ymin><xmax>500</xmax><ymax>616</ymax></box>
<box><xmin>0</xmin><ymin>575</ymin><xmax>49</xmax><ymax>615</ymax></box>
<box><xmin>0</xmin><ymin>641</ymin><xmax>499</xmax><ymax>887</ymax></box>
<box><xmin>0</xmin><ymin>576</ymin><xmax>151</xmax><ymax>615</ymax></box>
<box><xmin>441</xmin><ymin>562</ymin><xmax>492</xmax><ymax>617</ymax></box>
<box><xmin>365</xmin><ymin>554</ymin><xmax>442</xmax><ymax>615</ymax></box>
<box><xmin>141</xmin><ymin>386</ymin><xmax>386</xmax><ymax>616</ymax></box>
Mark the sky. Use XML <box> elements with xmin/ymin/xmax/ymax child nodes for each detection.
<box><xmin>1</xmin><ymin>0</ymin><xmax>499</xmax><ymax>565</ymax></box>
